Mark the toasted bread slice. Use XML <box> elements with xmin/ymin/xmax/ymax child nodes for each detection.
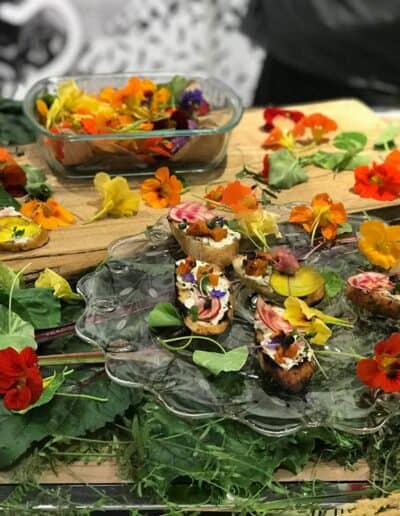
<box><xmin>254</xmin><ymin>298</ymin><xmax>315</xmax><ymax>393</ymax></box>
<box><xmin>0</xmin><ymin>208</ymin><xmax>49</xmax><ymax>252</ymax></box>
<box><xmin>176</xmin><ymin>257</ymin><xmax>234</xmax><ymax>335</ymax></box>
<box><xmin>257</xmin><ymin>345</ymin><xmax>316</xmax><ymax>394</ymax></box>
<box><xmin>233</xmin><ymin>255</ymin><xmax>325</xmax><ymax>305</ymax></box>
<box><xmin>346</xmin><ymin>272</ymin><xmax>400</xmax><ymax>319</ymax></box>
<box><xmin>169</xmin><ymin>219</ymin><xmax>239</xmax><ymax>268</ymax></box>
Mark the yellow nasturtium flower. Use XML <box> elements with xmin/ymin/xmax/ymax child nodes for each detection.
<box><xmin>86</xmin><ymin>172</ymin><xmax>140</xmax><ymax>223</ymax></box>
<box><xmin>35</xmin><ymin>268</ymin><xmax>81</xmax><ymax>300</ymax></box>
<box><xmin>236</xmin><ymin>209</ymin><xmax>281</xmax><ymax>249</ymax></box>
<box><xmin>358</xmin><ymin>220</ymin><xmax>400</xmax><ymax>270</ymax></box>
<box><xmin>283</xmin><ymin>296</ymin><xmax>352</xmax><ymax>345</ymax></box>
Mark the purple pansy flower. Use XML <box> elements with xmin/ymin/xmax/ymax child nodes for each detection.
<box><xmin>210</xmin><ymin>288</ymin><xmax>225</xmax><ymax>298</ymax></box>
<box><xmin>182</xmin><ymin>272</ymin><xmax>195</xmax><ymax>283</ymax></box>
<box><xmin>180</xmin><ymin>89</ymin><xmax>205</xmax><ymax>111</ymax></box>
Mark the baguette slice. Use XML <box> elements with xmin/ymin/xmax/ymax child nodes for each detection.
<box><xmin>169</xmin><ymin>219</ymin><xmax>239</xmax><ymax>268</ymax></box>
<box><xmin>176</xmin><ymin>257</ymin><xmax>234</xmax><ymax>336</ymax></box>
<box><xmin>233</xmin><ymin>255</ymin><xmax>325</xmax><ymax>305</ymax></box>
<box><xmin>255</xmin><ymin>297</ymin><xmax>315</xmax><ymax>393</ymax></box>
<box><xmin>0</xmin><ymin>207</ymin><xmax>49</xmax><ymax>252</ymax></box>
<box><xmin>346</xmin><ymin>272</ymin><xmax>400</xmax><ymax>319</ymax></box>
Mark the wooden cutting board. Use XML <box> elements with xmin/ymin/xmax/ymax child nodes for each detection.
<box><xmin>1</xmin><ymin>98</ymin><xmax>395</xmax><ymax>278</ymax></box>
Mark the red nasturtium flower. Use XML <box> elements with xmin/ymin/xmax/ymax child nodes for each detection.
<box><xmin>263</xmin><ymin>107</ymin><xmax>304</xmax><ymax>131</ymax></box>
<box><xmin>353</xmin><ymin>150</ymin><xmax>400</xmax><ymax>201</ymax></box>
<box><xmin>293</xmin><ymin>113</ymin><xmax>338</xmax><ymax>144</ymax></box>
<box><xmin>357</xmin><ymin>333</ymin><xmax>400</xmax><ymax>392</ymax></box>
<box><xmin>0</xmin><ymin>347</ymin><xmax>43</xmax><ymax>410</ymax></box>
<box><xmin>0</xmin><ymin>148</ymin><xmax>27</xmax><ymax>197</ymax></box>
<box><xmin>261</xmin><ymin>154</ymin><xmax>270</xmax><ymax>180</ymax></box>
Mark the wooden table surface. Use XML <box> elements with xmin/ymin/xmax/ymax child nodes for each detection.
<box><xmin>2</xmin><ymin>98</ymin><xmax>397</xmax><ymax>278</ymax></box>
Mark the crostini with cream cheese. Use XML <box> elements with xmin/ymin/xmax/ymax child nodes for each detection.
<box><xmin>175</xmin><ymin>256</ymin><xmax>234</xmax><ymax>335</ymax></box>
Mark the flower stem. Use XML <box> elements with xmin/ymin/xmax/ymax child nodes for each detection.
<box><xmin>314</xmin><ymin>349</ymin><xmax>364</xmax><ymax>360</ymax></box>
<box><xmin>161</xmin><ymin>335</ymin><xmax>226</xmax><ymax>354</ymax></box>
<box><xmin>38</xmin><ymin>351</ymin><xmax>105</xmax><ymax>367</ymax></box>
<box><xmin>55</xmin><ymin>392</ymin><xmax>108</xmax><ymax>402</ymax></box>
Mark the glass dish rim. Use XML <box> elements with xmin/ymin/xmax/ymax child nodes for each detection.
<box><xmin>23</xmin><ymin>71</ymin><xmax>244</xmax><ymax>142</ymax></box>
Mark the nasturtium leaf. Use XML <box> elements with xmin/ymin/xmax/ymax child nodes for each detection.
<box><xmin>14</xmin><ymin>368</ymin><xmax>72</xmax><ymax>414</ymax></box>
<box><xmin>147</xmin><ymin>302</ymin><xmax>183</xmax><ymax>328</ymax></box>
<box><xmin>337</xmin><ymin>222</ymin><xmax>353</xmax><ymax>235</ymax></box>
<box><xmin>0</xmin><ymin>185</ymin><xmax>20</xmax><ymax>210</ymax></box>
<box><xmin>0</xmin><ymin>262</ymin><xmax>19</xmax><ymax>290</ymax></box>
<box><xmin>22</xmin><ymin>164</ymin><xmax>53</xmax><ymax>201</ymax></box>
<box><xmin>35</xmin><ymin>268</ymin><xmax>81</xmax><ymax>300</ymax></box>
<box><xmin>374</xmin><ymin>122</ymin><xmax>400</xmax><ymax>149</ymax></box>
<box><xmin>333</xmin><ymin>132</ymin><xmax>367</xmax><ymax>152</ymax></box>
<box><xmin>268</xmin><ymin>149</ymin><xmax>308</xmax><ymax>189</ymax></box>
<box><xmin>300</xmin><ymin>150</ymin><xmax>370</xmax><ymax>172</ymax></box>
<box><xmin>0</xmin><ymin>304</ymin><xmax>36</xmax><ymax>350</ymax></box>
<box><xmin>319</xmin><ymin>270</ymin><xmax>345</xmax><ymax>298</ymax></box>
<box><xmin>0</xmin><ymin>287</ymin><xmax>61</xmax><ymax>329</ymax></box>
<box><xmin>192</xmin><ymin>345</ymin><xmax>249</xmax><ymax>375</ymax></box>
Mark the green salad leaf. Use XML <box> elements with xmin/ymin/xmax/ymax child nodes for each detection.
<box><xmin>193</xmin><ymin>345</ymin><xmax>249</xmax><ymax>375</ymax></box>
<box><xmin>22</xmin><ymin>164</ymin><xmax>53</xmax><ymax>201</ymax></box>
<box><xmin>374</xmin><ymin>122</ymin><xmax>400</xmax><ymax>149</ymax></box>
<box><xmin>268</xmin><ymin>149</ymin><xmax>308</xmax><ymax>189</ymax></box>
<box><xmin>320</xmin><ymin>269</ymin><xmax>345</xmax><ymax>298</ymax></box>
<box><xmin>0</xmin><ymin>287</ymin><xmax>61</xmax><ymax>329</ymax></box>
<box><xmin>147</xmin><ymin>302</ymin><xmax>183</xmax><ymax>328</ymax></box>
<box><xmin>333</xmin><ymin>131</ymin><xmax>367</xmax><ymax>152</ymax></box>
<box><xmin>0</xmin><ymin>262</ymin><xmax>20</xmax><ymax>290</ymax></box>
<box><xmin>0</xmin><ymin>304</ymin><xmax>36</xmax><ymax>351</ymax></box>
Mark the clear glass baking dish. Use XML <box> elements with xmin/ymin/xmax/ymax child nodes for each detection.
<box><xmin>23</xmin><ymin>72</ymin><xmax>243</xmax><ymax>179</ymax></box>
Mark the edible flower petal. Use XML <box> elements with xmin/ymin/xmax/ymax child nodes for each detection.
<box><xmin>357</xmin><ymin>333</ymin><xmax>400</xmax><ymax>392</ymax></box>
<box><xmin>90</xmin><ymin>172</ymin><xmax>140</xmax><ymax>221</ymax></box>
<box><xmin>20</xmin><ymin>198</ymin><xmax>75</xmax><ymax>230</ymax></box>
<box><xmin>236</xmin><ymin>208</ymin><xmax>281</xmax><ymax>249</ymax></box>
<box><xmin>35</xmin><ymin>268</ymin><xmax>81</xmax><ymax>300</ymax></box>
<box><xmin>353</xmin><ymin>150</ymin><xmax>400</xmax><ymax>201</ymax></box>
<box><xmin>358</xmin><ymin>220</ymin><xmax>400</xmax><ymax>270</ymax></box>
<box><xmin>289</xmin><ymin>193</ymin><xmax>347</xmax><ymax>242</ymax></box>
<box><xmin>141</xmin><ymin>167</ymin><xmax>183</xmax><ymax>208</ymax></box>
<box><xmin>293</xmin><ymin>113</ymin><xmax>338</xmax><ymax>144</ymax></box>
<box><xmin>0</xmin><ymin>347</ymin><xmax>43</xmax><ymax>411</ymax></box>
<box><xmin>263</xmin><ymin>107</ymin><xmax>304</xmax><ymax>131</ymax></box>
<box><xmin>221</xmin><ymin>181</ymin><xmax>258</xmax><ymax>213</ymax></box>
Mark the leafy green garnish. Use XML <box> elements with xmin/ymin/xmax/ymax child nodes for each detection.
<box><xmin>11</xmin><ymin>226</ymin><xmax>25</xmax><ymax>239</ymax></box>
<box><xmin>0</xmin><ymin>262</ymin><xmax>20</xmax><ymax>290</ymax></box>
<box><xmin>190</xmin><ymin>306</ymin><xmax>199</xmax><ymax>322</ymax></box>
<box><xmin>167</xmin><ymin>75</ymin><xmax>190</xmax><ymax>107</ymax></box>
<box><xmin>0</xmin><ymin>287</ymin><xmax>61</xmax><ymax>330</ymax></box>
<box><xmin>22</xmin><ymin>164</ymin><xmax>53</xmax><ymax>201</ymax></box>
<box><xmin>0</xmin><ymin>98</ymin><xmax>36</xmax><ymax>146</ymax></box>
<box><xmin>192</xmin><ymin>345</ymin><xmax>249</xmax><ymax>375</ymax></box>
<box><xmin>320</xmin><ymin>270</ymin><xmax>345</xmax><ymax>298</ymax></box>
<box><xmin>147</xmin><ymin>302</ymin><xmax>183</xmax><ymax>328</ymax></box>
<box><xmin>333</xmin><ymin>131</ymin><xmax>367</xmax><ymax>153</ymax></box>
<box><xmin>0</xmin><ymin>185</ymin><xmax>20</xmax><ymax>210</ymax></box>
<box><xmin>0</xmin><ymin>304</ymin><xmax>36</xmax><ymax>351</ymax></box>
<box><xmin>268</xmin><ymin>149</ymin><xmax>308</xmax><ymax>189</ymax></box>
<box><xmin>337</xmin><ymin>222</ymin><xmax>353</xmax><ymax>235</ymax></box>
<box><xmin>198</xmin><ymin>274</ymin><xmax>210</xmax><ymax>296</ymax></box>
<box><xmin>374</xmin><ymin>122</ymin><xmax>400</xmax><ymax>149</ymax></box>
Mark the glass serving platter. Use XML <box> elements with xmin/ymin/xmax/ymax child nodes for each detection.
<box><xmin>76</xmin><ymin>218</ymin><xmax>399</xmax><ymax>436</ymax></box>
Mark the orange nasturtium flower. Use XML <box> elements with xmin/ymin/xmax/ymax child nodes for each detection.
<box><xmin>357</xmin><ymin>220</ymin><xmax>400</xmax><ymax>270</ymax></box>
<box><xmin>262</xmin><ymin>127</ymin><xmax>296</xmax><ymax>150</ymax></box>
<box><xmin>289</xmin><ymin>193</ymin><xmax>346</xmax><ymax>242</ymax></box>
<box><xmin>141</xmin><ymin>167</ymin><xmax>183</xmax><ymax>208</ymax></box>
<box><xmin>20</xmin><ymin>198</ymin><xmax>75</xmax><ymax>230</ymax></box>
<box><xmin>293</xmin><ymin>113</ymin><xmax>338</xmax><ymax>144</ymax></box>
<box><xmin>221</xmin><ymin>181</ymin><xmax>258</xmax><ymax>213</ymax></box>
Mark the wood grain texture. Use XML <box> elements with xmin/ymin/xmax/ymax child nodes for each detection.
<box><xmin>0</xmin><ymin>458</ymin><xmax>369</xmax><ymax>484</ymax></box>
<box><xmin>1</xmin><ymin>98</ymin><xmax>395</xmax><ymax>277</ymax></box>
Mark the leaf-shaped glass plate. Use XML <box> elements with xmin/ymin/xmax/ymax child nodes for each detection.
<box><xmin>76</xmin><ymin>217</ymin><xmax>400</xmax><ymax>436</ymax></box>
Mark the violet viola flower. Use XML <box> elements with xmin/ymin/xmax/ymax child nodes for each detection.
<box><xmin>210</xmin><ymin>288</ymin><xmax>225</xmax><ymax>298</ymax></box>
<box><xmin>180</xmin><ymin>89</ymin><xmax>205</xmax><ymax>111</ymax></box>
<box><xmin>182</xmin><ymin>272</ymin><xmax>195</xmax><ymax>283</ymax></box>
